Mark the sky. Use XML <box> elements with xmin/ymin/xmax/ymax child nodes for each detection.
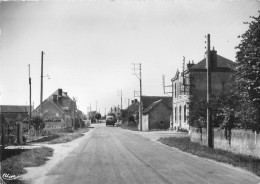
<box><xmin>0</xmin><ymin>0</ymin><xmax>259</xmax><ymax>115</ymax></box>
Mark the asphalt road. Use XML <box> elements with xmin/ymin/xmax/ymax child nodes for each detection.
<box><xmin>44</xmin><ymin>124</ymin><xmax>259</xmax><ymax>184</ymax></box>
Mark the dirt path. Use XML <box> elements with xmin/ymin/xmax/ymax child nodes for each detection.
<box><xmin>21</xmin><ymin>129</ymin><xmax>94</xmax><ymax>184</ymax></box>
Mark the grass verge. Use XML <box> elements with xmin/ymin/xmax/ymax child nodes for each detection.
<box><xmin>158</xmin><ymin>136</ymin><xmax>260</xmax><ymax>177</ymax></box>
<box><xmin>30</xmin><ymin>128</ymin><xmax>89</xmax><ymax>144</ymax></box>
<box><xmin>49</xmin><ymin>128</ymin><xmax>88</xmax><ymax>144</ymax></box>
<box><xmin>1</xmin><ymin>147</ymin><xmax>54</xmax><ymax>184</ymax></box>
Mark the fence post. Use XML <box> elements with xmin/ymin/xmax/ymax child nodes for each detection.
<box><xmin>0</xmin><ymin>124</ymin><xmax>4</xmax><ymax>161</ymax></box>
<box><xmin>7</xmin><ymin>124</ymin><xmax>9</xmax><ymax>146</ymax></box>
<box><xmin>17</xmin><ymin>122</ymin><xmax>23</xmax><ymax>145</ymax></box>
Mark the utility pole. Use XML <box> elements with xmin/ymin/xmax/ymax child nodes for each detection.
<box><xmin>182</xmin><ymin>57</ymin><xmax>186</xmax><ymax>94</ymax></box>
<box><xmin>118</xmin><ymin>90</ymin><xmax>123</xmax><ymax>110</ymax></box>
<box><xmin>127</xmin><ymin>98</ymin><xmax>130</xmax><ymax>124</ymax></box>
<box><xmin>139</xmin><ymin>63</ymin><xmax>142</xmax><ymax>131</ymax></box>
<box><xmin>132</xmin><ymin>63</ymin><xmax>142</xmax><ymax>131</ymax></box>
<box><xmin>28</xmin><ymin>64</ymin><xmax>32</xmax><ymax>127</ymax></box>
<box><xmin>121</xmin><ymin>90</ymin><xmax>123</xmax><ymax>110</ymax></box>
<box><xmin>73</xmin><ymin>97</ymin><xmax>77</xmax><ymax>130</ymax></box>
<box><xmin>206</xmin><ymin>34</ymin><xmax>213</xmax><ymax>148</ymax></box>
<box><xmin>40</xmin><ymin>51</ymin><xmax>44</xmax><ymax>116</ymax></box>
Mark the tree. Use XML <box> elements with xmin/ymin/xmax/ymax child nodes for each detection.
<box><xmin>189</xmin><ymin>91</ymin><xmax>241</xmax><ymax>145</ymax></box>
<box><xmin>236</xmin><ymin>11</ymin><xmax>260</xmax><ymax>131</ymax></box>
<box><xmin>88</xmin><ymin>111</ymin><xmax>97</xmax><ymax>123</ymax></box>
<box><xmin>31</xmin><ymin>116</ymin><xmax>45</xmax><ymax>135</ymax></box>
<box><xmin>235</xmin><ymin>97</ymin><xmax>258</xmax><ymax>129</ymax></box>
<box><xmin>95</xmin><ymin>113</ymin><xmax>101</xmax><ymax>123</ymax></box>
<box><xmin>107</xmin><ymin>112</ymin><xmax>116</xmax><ymax>118</ymax></box>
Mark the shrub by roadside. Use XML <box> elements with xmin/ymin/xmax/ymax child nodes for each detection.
<box><xmin>1</xmin><ymin>147</ymin><xmax>53</xmax><ymax>184</ymax></box>
<box><xmin>158</xmin><ymin>136</ymin><xmax>260</xmax><ymax>177</ymax></box>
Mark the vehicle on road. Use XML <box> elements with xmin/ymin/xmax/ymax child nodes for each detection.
<box><xmin>106</xmin><ymin>115</ymin><xmax>116</xmax><ymax>126</ymax></box>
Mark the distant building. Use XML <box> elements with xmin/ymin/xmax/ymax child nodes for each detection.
<box><xmin>142</xmin><ymin>99</ymin><xmax>172</xmax><ymax>131</ymax></box>
<box><xmin>124</xmin><ymin>96</ymin><xmax>172</xmax><ymax>130</ymax></box>
<box><xmin>124</xmin><ymin>99</ymin><xmax>139</xmax><ymax>117</ymax></box>
<box><xmin>0</xmin><ymin>105</ymin><xmax>30</xmax><ymax>122</ymax></box>
<box><xmin>0</xmin><ymin>105</ymin><xmax>31</xmax><ymax>144</ymax></box>
<box><xmin>171</xmin><ymin>50</ymin><xmax>235</xmax><ymax>131</ymax></box>
<box><xmin>142</xmin><ymin>96</ymin><xmax>172</xmax><ymax>110</ymax></box>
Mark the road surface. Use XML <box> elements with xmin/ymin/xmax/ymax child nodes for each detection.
<box><xmin>42</xmin><ymin>124</ymin><xmax>259</xmax><ymax>184</ymax></box>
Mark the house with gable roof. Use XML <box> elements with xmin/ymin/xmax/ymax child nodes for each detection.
<box><xmin>142</xmin><ymin>99</ymin><xmax>172</xmax><ymax>131</ymax></box>
<box><xmin>33</xmin><ymin>88</ymin><xmax>76</xmax><ymax>128</ymax></box>
<box><xmin>124</xmin><ymin>96</ymin><xmax>172</xmax><ymax>130</ymax></box>
<box><xmin>171</xmin><ymin>50</ymin><xmax>236</xmax><ymax>131</ymax></box>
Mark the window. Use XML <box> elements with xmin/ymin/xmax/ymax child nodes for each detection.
<box><xmin>175</xmin><ymin>107</ymin><xmax>177</xmax><ymax>122</ymax></box>
<box><xmin>184</xmin><ymin>105</ymin><xmax>187</xmax><ymax>122</ymax></box>
<box><xmin>179</xmin><ymin>106</ymin><xmax>182</xmax><ymax>122</ymax></box>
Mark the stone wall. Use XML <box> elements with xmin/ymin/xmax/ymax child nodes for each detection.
<box><xmin>190</xmin><ymin>127</ymin><xmax>260</xmax><ymax>158</ymax></box>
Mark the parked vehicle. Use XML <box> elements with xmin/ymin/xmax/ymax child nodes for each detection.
<box><xmin>106</xmin><ymin>115</ymin><xmax>116</xmax><ymax>126</ymax></box>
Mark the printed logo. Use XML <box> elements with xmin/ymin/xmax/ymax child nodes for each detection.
<box><xmin>2</xmin><ymin>173</ymin><xmax>20</xmax><ymax>181</ymax></box>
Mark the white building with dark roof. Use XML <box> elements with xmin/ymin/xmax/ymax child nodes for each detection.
<box><xmin>171</xmin><ymin>50</ymin><xmax>236</xmax><ymax>131</ymax></box>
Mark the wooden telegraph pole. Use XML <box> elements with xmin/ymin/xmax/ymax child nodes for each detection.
<box><xmin>139</xmin><ymin>63</ymin><xmax>143</xmax><ymax>131</ymax></box>
<box><xmin>40</xmin><ymin>51</ymin><xmax>44</xmax><ymax>116</ymax></box>
<box><xmin>28</xmin><ymin>64</ymin><xmax>32</xmax><ymax>128</ymax></box>
<box><xmin>132</xmin><ymin>63</ymin><xmax>142</xmax><ymax>131</ymax></box>
<box><xmin>206</xmin><ymin>34</ymin><xmax>213</xmax><ymax>148</ymax></box>
<box><xmin>121</xmin><ymin>90</ymin><xmax>123</xmax><ymax>110</ymax></box>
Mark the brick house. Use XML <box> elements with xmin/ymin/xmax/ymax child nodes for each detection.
<box><xmin>171</xmin><ymin>50</ymin><xmax>235</xmax><ymax>131</ymax></box>
<box><xmin>142</xmin><ymin>99</ymin><xmax>172</xmax><ymax>131</ymax></box>
<box><xmin>33</xmin><ymin>89</ymin><xmax>76</xmax><ymax>128</ymax></box>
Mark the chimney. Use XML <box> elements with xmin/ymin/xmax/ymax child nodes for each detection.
<box><xmin>58</xmin><ymin>89</ymin><xmax>63</xmax><ymax>96</ymax></box>
<box><xmin>134</xmin><ymin>99</ymin><xmax>138</xmax><ymax>103</ymax></box>
<box><xmin>210</xmin><ymin>48</ymin><xmax>217</xmax><ymax>69</ymax></box>
<box><xmin>53</xmin><ymin>94</ymin><xmax>57</xmax><ymax>103</ymax></box>
<box><xmin>131</xmin><ymin>100</ymin><xmax>134</xmax><ymax>104</ymax></box>
<box><xmin>187</xmin><ymin>60</ymin><xmax>195</xmax><ymax>69</ymax></box>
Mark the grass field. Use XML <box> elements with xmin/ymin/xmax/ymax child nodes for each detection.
<box><xmin>1</xmin><ymin>128</ymin><xmax>89</xmax><ymax>184</ymax></box>
<box><xmin>1</xmin><ymin>147</ymin><xmax>54</xmax><ymax>184</ymax></box>
<box><xmin>30</xmin><ymin>127</ymin><xmax>89</xmax><ymax>144</ymax></box>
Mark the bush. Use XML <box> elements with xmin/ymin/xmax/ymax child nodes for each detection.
<box><xmin>31</xmin><ymin>116</ymin><xmax>45</xmax><ymax>132</ymax></box>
